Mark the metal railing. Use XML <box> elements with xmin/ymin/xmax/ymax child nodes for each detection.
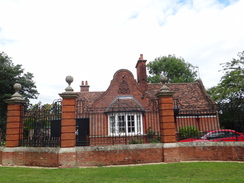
<box><xmin>18</xmin><ymin>99</ymin><xmax>243</xmax><ymax>146</ymax></box>
<box><xmin>20</xmin><ymin>100</ymin><xmax>62</xmax><ymax>147</ymax></box>
<box><xmin>175</xmin><ymin>108</ymin><xmax>220</xmax><ymax>141</ymax></box>
<box><xmin>75</xmin><ymin>109</ymin><xmax>160</xmax><ymax>146</ymax></box>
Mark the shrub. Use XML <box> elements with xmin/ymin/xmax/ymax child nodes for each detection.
<box><xmin>146</xmin><ymin>127</ymin><xmax>160</xmax><ymax>143</ymax></box>
<box><xmin>179</xmin><ymin>126</ymin><xmax>200</xmax><ymax>139</ymax></box>
<box><xmin>129</xmin><ymin>138</ymin><xmax>144</xmax><ymax>144</ymax></box>
<box><xmin>146</xmin><ymin>127</ymin><xmax>155</xmax><ymax>137</ymax></box>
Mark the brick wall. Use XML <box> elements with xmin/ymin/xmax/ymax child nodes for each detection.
<box><xmin>177</xmin><ymin>142</ymin><xmax>244</xmax><ymax>161</ymax></box>
<box><xmin>163</xmin><ymin>142</ymin><xmax>244</xmax><ymax>162</ymax></box>
<box><xmin>1</xmin><ymin>142</ymin><xmax>243</xmax><ymax>167</ymax></box>
<box><xmin>1</xmin><ymin>147</ymin><xmax>60</xmax><ymax>167</ymax></box>
<box><xmin>0</xmin><ymin>147</ymin><xmax>3</xmax><ymax>164</ymax></box>
<box><xmin>75</xmin><ymin>144</ymin><xmax>164</xmax><ymax>166</ymax></box>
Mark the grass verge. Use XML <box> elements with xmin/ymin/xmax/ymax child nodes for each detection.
<box><xmin>0</xmin><ymin>162</ymin><xmax>243</xmax><ymax>183</ymax></box>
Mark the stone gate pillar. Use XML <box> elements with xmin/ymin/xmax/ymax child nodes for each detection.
<box><xmin>156</xmin><ymin>76</ymin><xmax>176</xmax><ymax>143</ymax></box>
<box><xmin>59</xmin><ymin>76</ymin><xmax>78</xmax><ymax>148</ymax></box>
<box><xmin>5</xmin><ymin>83</ymin><xmax>27</xmax><ymax>147</ymax></box>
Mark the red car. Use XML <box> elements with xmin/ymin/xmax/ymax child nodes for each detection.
<box><xmin>179</xmin><ymin>129</ymin><xmax>244</xmax><ymax>142</ymax></box>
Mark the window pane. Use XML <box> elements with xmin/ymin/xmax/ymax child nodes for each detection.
<box><xmin>118</xmin><ymin>115</ymin><xmax>125</xmax><ymax>133</ymax></box>
<box><xmin>127</xmin><ymin>115</ymin><xmax>135</xmax><ymax>133</ymax></box>
<box><xmin>110</xmin><ymin>116</ymin><xmax>115</xmax><ymax>134</ymax></box>
<box><xmin>137</xmin><ymin>114</ymin><xmax>141</xmax><ymax>134</ymax></box>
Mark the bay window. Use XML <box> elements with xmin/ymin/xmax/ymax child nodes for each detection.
<box><xmin>108</xmin><ymin>112</ymin><xmax>143</xmax><ymax>136</ymax></box>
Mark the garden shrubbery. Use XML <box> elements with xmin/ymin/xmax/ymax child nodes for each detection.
<box><xmin>179</xmin><ymin>126</ymin><xmax>200</xmax><ymax>139</ymax></box>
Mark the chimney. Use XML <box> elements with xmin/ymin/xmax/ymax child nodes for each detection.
<box><xmin>80</xmin><ymin>81</ymin><xmax>90</xmax><ymax>92</ymax></box>
<box><xmin>135</xmin><ymin>54</ymin><xmax>148</xmax><ymax>91</ymax></box>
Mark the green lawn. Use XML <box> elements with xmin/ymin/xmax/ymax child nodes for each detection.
<box><xmin>0</xmin><ymin>162</ymin><xmax>243</xmax><ymax>183</ymax></box>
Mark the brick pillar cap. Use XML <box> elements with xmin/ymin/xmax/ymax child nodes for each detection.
<box><xmin>5</xmin><ymin>98</ymin><xmax>27</xmax><ymax>104</ymax></box>
<box><xmin>59</xmin><ymin>92</ymin><xmax>78</xmax><ymax>99</ymax></box>
<box><xmin>156</xmin><ymin>76</ymin><xmax>175</xmax><ymax>98</ymax></box>
<box><xmin>59</xmin><ymin>75</ymin><xmax>78</xmax><ymax>98</ymax></box>
<box><xmin>156</xmin><ymin>91</ymin><xmax>175</xmax><ymax>98</ymax></box>
<box><xmin>5</xmin><ymin>83</ymin><xmax>27</xmax><ymax>104</ymax></box>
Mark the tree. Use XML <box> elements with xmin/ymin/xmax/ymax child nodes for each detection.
<box><xmin>0</xmin><ymin>52</ymin><xmax>39</xmax><ymax>139</ymax></box>
<box><xmin>208</xmin><ymin>51</ymin><xmax>244</xmax><ymax>102</ymax></box>
<box><xmin>207</xmin><ymin>51</ymin><xmax>244</xmax><ymax>132</ymax></box>
<box><xmin>146</xmin><ymin>54</ymin><xmax>197</xmax><ymax>83</ymax></box>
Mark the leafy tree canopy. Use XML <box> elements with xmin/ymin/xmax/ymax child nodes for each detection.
<box><xmin>0</xmin><ymin>52</ymin><xmax>39</xmax><ymax>135</ymax></box>
<box><xmin>146</xmin><ymin>54</ymin><xmax>197</xmax><ymax>83</ymax></box>
<box><xmin>207</xmin><ymin>51</ymin><xmax>244</xmax><ymax>132</ymax></box>
<box><xmin>207</xmin><ymin>51</ymin><xmax>244</xmax><ymax>103</ymax></box>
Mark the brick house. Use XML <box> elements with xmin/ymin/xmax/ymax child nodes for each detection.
<box><xmin>76</xmin><ymin>54</ymin><xmax>219</xmax><ymax>146</ymax></box>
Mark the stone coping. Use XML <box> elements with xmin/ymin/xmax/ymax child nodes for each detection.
<box><xmin>0</xmin><ymin>144</ymin><xmax>163</xmax><ymax>154</ymax></box>
<box><xmin>164</xmin><ymin>141</ymin><xmax>244</xmax><ymax>148</ymax></box>
<box><xmin>75</xmin><ymin>143</ymin><xmax>164</xmax><ymax>152</ymax></box>
<box><xmin>2</xmin><ymin>147</ymin><xmax>60</xmax><ymax>153</ymax></box>
<box><xmin>0</xmin><ymin>142</ymin><xmax>243</xmax><ymax>153</ymax></box>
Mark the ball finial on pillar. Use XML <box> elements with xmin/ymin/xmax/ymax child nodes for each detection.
<box><xmin>65</xmin><ymin>75</ymin><xmax>74</xmax><ymax>92</ymax></box>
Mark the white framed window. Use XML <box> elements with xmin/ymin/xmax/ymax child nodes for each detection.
<box><xmin>108</xmin><ymin>112</ymin><xmax>143</xmax><ymax>136</ymax></box>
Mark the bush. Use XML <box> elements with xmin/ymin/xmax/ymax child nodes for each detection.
<box><xmin>146</xmin><ymin>127</ymin><xmax>160</xmax><ymax>143</ymax></box>
<box><xmin>179</xmin><ymin>126</ymin><xmax>200</xmax><ymax>139</ymax></box>
<box><xmin>129</xmin><ymin>138</ymin><xmax>144</xmax><ymax>144</ymax></box>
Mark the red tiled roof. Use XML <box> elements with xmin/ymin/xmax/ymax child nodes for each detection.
<box><xmin>148</xmin><ymin>80</ymin><xmax>215</xmax><ymax>110</ymax></box>
<box><xmin>76</xmin><ymin>91</ymin><xmax>104</xmax><ymax>108</ymax></box>
<box><xmin>77</xmin><ymin>80</ymin><xmax>215</xmax><ymax>111</ymax></box>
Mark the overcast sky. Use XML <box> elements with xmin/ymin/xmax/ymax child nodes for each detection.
<box><xmin>0</xmin><ymin>0</ymin><xmax>243</xmax><ymax>104</ymax></box>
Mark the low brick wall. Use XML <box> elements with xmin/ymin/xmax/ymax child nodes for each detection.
<box><xmin>177</xmin><ymin>142</ymin><xmax>244</xmax><ymax>162</ymax></box>
<box><xmin>163</xmin><ymin>142</ymin><xmax>244</xmax><ymax>162</ymax></box>
<box><xmin>1</xmin><ymin>147</ymin><xmax>60</xmax><ymax>167</ymax></box>
<box><xmin>0</xmin><ymin>147</ymin><xmax>4</xmax><ymax>164</ymax></box>
<box><xmin>0</xmin><ymin>142</ymin><xmax>243</xmax><ymax>167</ymax></box>
<box><xmin>75</xmin><ymin>144</ymin><xmax>164</xmax><ymax>166</ymax></box>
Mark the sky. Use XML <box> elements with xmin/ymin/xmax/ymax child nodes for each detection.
<box><xmin>0</xmin><ymin>0</ymin><xmax>244</xmax><ymax>104</ymax></box>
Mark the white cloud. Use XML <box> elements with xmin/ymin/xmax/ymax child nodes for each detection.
<box><xmin>0</xmin><ymin>0</ymin><xmax>243</xmax><ymax>104</ymax></box>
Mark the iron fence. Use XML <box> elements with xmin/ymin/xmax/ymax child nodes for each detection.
<box><xmin>0</xmin><ymin>134</ymin><xmax>4</xmax><ymax>146</ymax></box>
<box><xmin>76</xmin><ymin>98</ymin><xmax>160</xmax><ymax>146</ymax></box>
<box><xmin>14</xmin><ymin>98</ymin><xmax>244</xmax><ymax>146</ymax></box>
<box><xmin>175</xmin><ymin>108</ymin><xmax>220</xmax><ymax>141</ymax></box>
<box><xmin>218</xmin><ymin>102</ymin><xmax>244</xmax><ymax>133</ymax></box>
<box><xmin>75</xmin><ymin>110</ymin><xmax>161</xmax><ymax>146</ymax></box>
<box><xmin>20</xmin><ymin>99</ymin><xmax>62</xmax><ymax>147</ymax></box>
<box><xmin>0</xmin><ymin>110</ymin><xmax>6</xmax><ymax>146</ymax></box>
<box><xmin>0</xmin><ymin>121</ymin><xmax>4</xmax><ymax>146</ymax></box>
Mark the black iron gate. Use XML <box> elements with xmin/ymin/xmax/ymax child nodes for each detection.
<box><xmin>21</xmin><ymin>99</ymin><xmax>62</xmax><ymax>147</ymax></box>
<box><xmin>76</xmin><ymin>118</ymin><xmax>90</xmax><ymax>146</ymax></box>
<box><xmin>51</xmin><ymin>119</ymin><xmax>61</xmax><ymax>139</ymax></box>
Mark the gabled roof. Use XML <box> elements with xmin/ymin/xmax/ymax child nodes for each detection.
<box><xmin>147</xmin><ymin>80</ymin><xmax>215</xmax><ymax>110</ymax></box>
<box><xmin>104</xmin><ymin>96</ymin><xmax>145</xmax><ymax>113</ymax></box>
<box><xmin>77</xmin><ymin>80</ymin><xmax>215</xmax><ymax>111</ymax></box>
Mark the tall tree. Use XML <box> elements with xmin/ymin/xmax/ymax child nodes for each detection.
<box><xmin>147</xmin><ymin>54</ymin><xmax>197</xmax><ymax>83</ymax></box>
<box><xmin>208</xmin><ymin>51</ymin><xmax>244</xmax><ymax>102</ymax></box>
<box><xmin>0</xmin><ymin>52</ymin><xmax>39</xmax><ymax>139</ymax></box>
<box><xmin>207</xmin><ymin>51</ymin><xmax>244</xmax><ymax>132</ymax></box>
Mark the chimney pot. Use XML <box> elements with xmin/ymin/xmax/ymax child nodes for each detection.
<box><xmin>80</xmin><ymin>81</ymin><xmax>90</xmax><ymax>92</ymax></box>
<box><xmin>139</xmin><ymin>54</ymin><xmax>143</xmax><ymax>60</ymax></box>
